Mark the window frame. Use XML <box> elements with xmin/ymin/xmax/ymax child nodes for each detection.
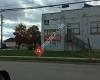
<box><xmin>67</xmin><ymin>23</ymin><xmax>80</xmax><ymax>35</ymax></box>
<box><xmin>44</xmin><ymin>20</ymin><xmax>49</xmax><ymax>25</ymax></box>
<box><xmin>90</xmin><ymin>21</ymin><xmax>100</xmax><ymax>35</ymax></box>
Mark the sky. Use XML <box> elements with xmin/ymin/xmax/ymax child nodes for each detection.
<box><xmin>0</xmin><ymin>0</ymin><xmax>100</xmax><ymax>40</ymax></box>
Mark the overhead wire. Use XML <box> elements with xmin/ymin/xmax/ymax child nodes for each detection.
<box><xmin>0</xmin><ymin>0</ymin><xmax>100</xmax><ymax>13</ymax></box>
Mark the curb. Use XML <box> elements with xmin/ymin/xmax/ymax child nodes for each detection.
<box><xmin>0</xmin><ymin>56</ymin><xmax>100</xmax><ymax>63</ymax></box>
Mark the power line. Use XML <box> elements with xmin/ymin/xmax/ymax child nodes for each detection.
<box><xmin>0</xmin><ymin>0</ymin><xmax>100</xmax><ymax>12</ymax></box>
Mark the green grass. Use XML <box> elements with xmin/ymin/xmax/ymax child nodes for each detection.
<box><xmin>44</xmin><ymin>51</ymin><xmax>100</xmax><ymax>58</ymax></box>
<box><xmin>0</xmin><ymin>50</ymin><xmax>33</xmax><ymax>56</ymax></box>
<box><xmin>0</xmin><ymin>50</ymin><xmax>100</xmax><ymax>58</ymax></box>
<box><xmin>0</xmin><ymin>50</ymin><xmax>100</xmax><ymax>63</ymax></box>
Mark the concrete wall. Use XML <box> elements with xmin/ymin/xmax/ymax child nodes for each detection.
<box><xmin>42</xmin><ymin>6</ymin><xmax>100</xmax><ymax>51</ymax></box>
<box><xmin>41</xmin><ymin>12</ymin><xmax>64</xmax><ymax>51</ymax></box>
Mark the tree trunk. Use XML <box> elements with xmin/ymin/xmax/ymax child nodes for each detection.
<box><xmin>17</xmin><ymin>42</ymin><xmax>20</xmax><ymax>49</ymax></box>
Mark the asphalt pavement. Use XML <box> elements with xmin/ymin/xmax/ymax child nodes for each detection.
<box><xmin>0</xmin><ymin>61</ymin><xmax>100</xmax><ymax>80</ymax></box>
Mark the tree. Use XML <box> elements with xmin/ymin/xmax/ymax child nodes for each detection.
<box><xmin>13</xmin><ymin>23</ymin><xmax>27</xmax><ymax>49</ymax></box>
<box><xmin>13</xmin><ymin>24</ymin><xmax>41</xmax><ymax>50</ymax></box>
<box><xmin>26</xmin><ymin>25</ymin><xmax>41</xmax><ymax>50</ymax></box>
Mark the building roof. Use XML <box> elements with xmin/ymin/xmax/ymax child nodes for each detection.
<box><xmin>5</xmin><ymin>38</ymin><xmax>15</xmax><ymax>42</ymax></box>
<box><xmin>84</xmin><ymin>3</ymin><xmax>93</xmax><ymax>7</ymax></box>
<box><xmin>42</xmin><ymin>3</ymin><xmax>96</xmax><ymax>15</ymax></box>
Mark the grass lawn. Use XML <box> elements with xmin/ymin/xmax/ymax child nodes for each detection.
<box><xmin>0</xmin><ymin>49</ymin><xmax>100</xmax><ymax>58</ymax></box>
<box><xmin>0</xmin><ymin>50</ymin><xmax>33</xmax><ymax>56</ymax></box>
<box><xmin>45</xmin><ymin>51</ymin><xmax>100</xmax><ymax>58</ymax></box>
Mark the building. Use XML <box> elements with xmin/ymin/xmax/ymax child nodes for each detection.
<box><xmin>4</xmin><ymin>38</ymin><xmax>28</xmax><ymax>49</ymax></box>
<box><xmin>41</xmin><ymin>4</ymin><xmax>100</xmax><ymax>51</ymax></box>
<box><xmin>4</xmin><ymin>38</ymin><xmax>16</xmax><ymax>48</ymax></box>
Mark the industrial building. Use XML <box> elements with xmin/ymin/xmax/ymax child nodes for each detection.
<box><xmin>41</xmin><ymin>4</ymin><xmax>100</xmax><ymax>51</ymax></box>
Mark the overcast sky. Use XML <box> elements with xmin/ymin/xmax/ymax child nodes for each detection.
<box><xmin>0</xmin><ymin>0</ymin><xmax>100</xmax><ymax>40</ymax></box>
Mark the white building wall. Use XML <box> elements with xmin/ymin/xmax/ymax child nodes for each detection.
<box><xmin>61</xmin><ymin>10</ymin><xmax>82</xmax><ymax>50</ymax></box>
<box><xmin>41</xmin><ymin>13</ymin><xmax>64</xmax><ymax>51</ymax></box>
<box><xmin>83</xmin><ymin>6</ymin><xmax>100</xmax><ymax>51</ymax></box>
<box><xmin>5</xmin><ymin>42</ymin><xmax>16</xmax><ymax>48</ymax></box>
<box><xmin>42</xmin><ymin>6</ymin><xmax>100</xmax><ymax>51</ymax></box>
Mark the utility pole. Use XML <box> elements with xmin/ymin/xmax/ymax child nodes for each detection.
<box><xmin>1</xmin><ymin>14</ymin><xmax>3</xmax><ymax>48</ymax></box>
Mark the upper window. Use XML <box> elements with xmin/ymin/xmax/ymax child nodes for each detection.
<box><xmin>44</xmin><ymin>20</ymin><xmax>49</xmax><ymax>25</ymax></box>
<box><xmin>90</xmin><ymin>22</ymin><xmax>100</xmax><ymax>34</ymax></box>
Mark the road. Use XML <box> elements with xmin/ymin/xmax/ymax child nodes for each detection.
<box><xmin>0</xmin><ymin>61</ymin><xmax>100</xmax><ymax>80</ymax></box>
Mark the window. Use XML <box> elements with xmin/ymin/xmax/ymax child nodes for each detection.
<box><xmin>44</xmin><ymin>20</ymin><xmax>49</xmax><ymax>25</ymax></box>
<box><xmin>90</xmin><ymin>22</ymin><xmax>100</xmax><ymax>34</ymax></box>
<box><xmin>67</xmin><ymin>23</ymin><xmax>80</xmax><ymax>35</ymax></box>
<box><xmin>44</xmin><ymin>29</ymin><xmax>61</xmax><ymax>41</ymax></box>
<box><xmin>44</xmin><ymin>29</ymin><xmax>58</xmax><ymax>35</ymax></box>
